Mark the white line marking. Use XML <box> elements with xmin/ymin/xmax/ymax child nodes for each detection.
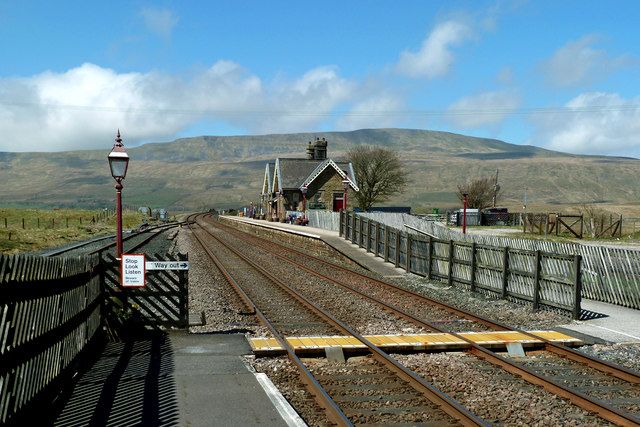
<box><xmin>255</xmin><ymin>373</ymin><xmax>307</xmax><ymax>427</ymax></box>
<box><xmin>588</xmin><ymin>324</ymin><xmax>640</xmax><ymax>341</ymax></box>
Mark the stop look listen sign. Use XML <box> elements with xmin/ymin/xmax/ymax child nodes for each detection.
<box><xmin>121</xmin><ymin>254</ymin><xmax>146</xmax><ymax>287</ymax></box>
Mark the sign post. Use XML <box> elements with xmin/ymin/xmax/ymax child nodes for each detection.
<box><xmin>121</xmin><ymin>254</ymin><xmax>146</xmax><ymax>288</ymax></box>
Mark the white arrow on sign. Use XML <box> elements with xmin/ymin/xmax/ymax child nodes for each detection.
<box><xmin>145</xmin><ymin>261</ymin><xmax>189</xmax><ymax>270</ymax></box>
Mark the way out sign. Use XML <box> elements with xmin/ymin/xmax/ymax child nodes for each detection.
<box><xmin>121</xmin><ymin>254</ymin><xmax>146</xmax><ymax>288</ymax></box>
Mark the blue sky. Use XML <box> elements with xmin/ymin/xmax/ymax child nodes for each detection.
<box><xmin>0</xmin><ymin>1</ymin><xmax>639</xmax><ymax>155</ymax></box>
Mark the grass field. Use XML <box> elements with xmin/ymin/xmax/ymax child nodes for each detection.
<box><xmin>0</xmin><ymin>208</ymin><xmax>149</xmax><ymax>254</ymax></box>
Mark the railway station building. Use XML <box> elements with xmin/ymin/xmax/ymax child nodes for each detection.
<box><xmin>261</xmin><ymin>137</ymin><xmax>358</xmax><ymax>222</ymax></box>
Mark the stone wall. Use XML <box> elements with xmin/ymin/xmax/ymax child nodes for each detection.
<box><xmin>220</xmin><ymin>217</ymin><xmax>359</xmax><ymax>267</ymax></box>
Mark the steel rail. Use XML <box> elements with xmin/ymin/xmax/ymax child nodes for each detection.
<box><xmin>210</xmin><ymin>217</ymin><xmax>640</xmax><ymax>426</ymax></box>
<box><xmin>214</xmin><ymin>216</ymin><xmax>640</xmax><ymax>383</ymax></box>
<box><xmin>86</xmin><ymin>222</ymin><xmax>183</xmax><ymax>255</ymax></box>
<box><xmin>188</xmin><ymin>218</ymin><xmax>352</xmax><ymax>426</ymax></box>
<box><xmin>194</xmin><ymin>215</ymin><xmax>488</xmax><ymax>427</ymax></box>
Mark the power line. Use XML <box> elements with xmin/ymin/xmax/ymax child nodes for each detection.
<box><xmin>0</xmin><ymin>100</ymin><xmax>638</xmax><ymax>117</ymax></box>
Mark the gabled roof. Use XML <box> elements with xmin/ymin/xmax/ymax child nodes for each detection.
<box><xmin>261</xmin><ymin>163</ymin><xmax>275</xmax><ymax>195</ymax></box>
<box><xmin>274</xmin><ymin>158</ymin><xmax>322</xmax><ymax>190</ymax></box>
<box><xmin>301</xmin><ymin>159</ymin><xmax>359</xmax><ymax>191</ymax></box>
<box><xmin>267</xmin><ymin>157</ymin><xmax>359</xmax><ymax>193</ymax></box>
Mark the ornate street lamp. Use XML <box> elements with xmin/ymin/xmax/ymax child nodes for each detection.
<box><xmin>108</xmin><ymin>130</ymin><xmax>129</xmax><ymax>259</ymax></box>
<box><xmin>342</xmin><ymin>175</ymin><xmax>350</xmax><ymax>212</ymax></box>
<box><xmin>301</xmin><ymin>186</ymin><xmax>307</xmax><ymax>220</ymax></box>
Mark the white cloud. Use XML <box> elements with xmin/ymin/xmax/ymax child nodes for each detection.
<box><xmin>260</xmin><ymin>67</ymin><xmax>354</xmax><ymax>132</ymax></box>
<box><xmin>140</xmin><ymin>7</ymin><xmax>178</xmax><ymax>39</ymax></box>
<box><xmin>447</xmin><ymin>90</ymin><xmax>520</xmax><ymax>128</ymax></box>
<box><xmin>396</xmin><ymin>20</ymin><xmax>472</xmax><ymax>79</ymax></box>
<box><xmin>541</xmin><ymin>35</ymin><xmax>634</xmax><ymax>87</ymax></box>
<box><xmin>535</xmin><ymin>92</ymin><xmax>640</xmax><ymax>155</ymax></box>
<box><xmin>336</xmin><ymin>94</ymin><xmax>405</xmax><ymax>131</ymax></box>
<box><xmin>0</xmin><ymin>62</ymin><xmax>369</xmax><ymax>152</ymax></box>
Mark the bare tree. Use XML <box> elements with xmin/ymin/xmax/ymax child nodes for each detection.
<box><xmin>347</xmin><ymin>146</ymin><xmax>409</xmax><ymax>211</ymax></box>
<box><xmin>457</xmin><ymin>176</ymin><xmax>500</xmax><ymax>211</ymax></box>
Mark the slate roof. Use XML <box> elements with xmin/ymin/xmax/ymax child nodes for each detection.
<box><xmin>271</xmin><ymin>158</ymin><xmax>358</xmax><ymax>192</ymax></box>
<box><xmin>277</xmin><ymin>158</ymin><xmax>322</xmax><ymax>189</ymax></box>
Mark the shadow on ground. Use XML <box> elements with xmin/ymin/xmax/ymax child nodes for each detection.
<box><xmin>54</xmin><ymin>331</ymin><xmax>179</xmax><ymax>426</ymax></box>
<box><xmin>579</xmin><ymin>309</ymin><xmax>609</xmax><ymax>321</ymax></box>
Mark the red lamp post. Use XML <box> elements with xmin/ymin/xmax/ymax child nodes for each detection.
<box><xmin>301</xmin><ymin>186</ymin><xmax>307</xmax><ymax>220</ymax></box>
<box><xmin>108</xmin><ymin>130</ymin><xmax>130</xmax><ymax>259</ymax></box>
<box><xmin>342</xmin><ymin>176</ymin><xmax>350</xmax><ymax>212</ymax></box>
<box><xmin>462</xmin><ymin>193</ymin><xmax>468</xmax><ymax>234</ymax></box>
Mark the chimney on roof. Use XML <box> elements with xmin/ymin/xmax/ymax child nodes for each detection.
<box><xmin>314</xmin><ymin>137</ymin><xmax>327</xmax><ymax>160</ymax></box>
<box><xmin>307</xmin><ymin>141</ymin><xmax>315</xmax><ymax>159</ymax></box>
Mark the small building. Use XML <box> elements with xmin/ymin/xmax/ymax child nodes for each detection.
<box><xmin>261</xmin><ymin>138</ymin><xmax>359</xmax><ymax>222</ymax></box>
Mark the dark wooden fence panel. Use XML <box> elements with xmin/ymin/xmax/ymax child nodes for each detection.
<box><xmin>342</xmin><ymin>212</ymin><xmax>581</xmax><ymax>318</ymax></box>
<box><xmin>0</xmin><ymin>254</ymin><xmax>101</xmax><ymax>425</ymax></box>
<box><xmin>100</xmin><ymin>253</ymin><xmax>188</xmax><ymax>328</ymax></box>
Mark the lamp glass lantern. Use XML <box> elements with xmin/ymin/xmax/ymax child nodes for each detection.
<box><xmin>108</xmin><ymin>145</ymin><xmax>129</xmax><ymax>181</ymax></box>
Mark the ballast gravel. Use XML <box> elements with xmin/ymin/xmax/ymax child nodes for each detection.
<box><xmin>176</xmin><ymin>227</ymin><xmax>258</xmax><ymax>333</ymax></box>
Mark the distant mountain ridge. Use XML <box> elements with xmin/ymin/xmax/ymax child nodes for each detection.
<box><xmin>0</xmin><ymin>128</ymin><xmax>638</xmax><ymax>210</ymax></box>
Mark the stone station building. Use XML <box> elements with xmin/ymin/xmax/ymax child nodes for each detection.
<box><xmin>261</xmin><ymin>138</ymin><xmax>358</xmax><ymax>222</ymax></box>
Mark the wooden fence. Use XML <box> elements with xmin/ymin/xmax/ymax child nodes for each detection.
<box><xmin>340</xmin><ymin>211</ymin><xmax>583</xmax><ymax>318</ymax></box>
<box><xmin>306</xmin><ymin>210</ymin><xmax>340</xmax><ymax>231</ymax></box>
<box><xmin>352</xmin><ymin>212</ymin><xmax>640</xmax><ymax>310</ymax></box>
<box><xmin>100</xmin><ymin>253</ymin><xmax>189</xmax><ymax>328</ymax></box>
<box><xmin>0</xmin><ymin>254</ymin><xmax>102</xmax><ymax>424</ymax></box>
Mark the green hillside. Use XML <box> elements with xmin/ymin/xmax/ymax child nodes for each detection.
<box><xmin>0</xmin><ymin>128</ymin><xmax>637</xmax><ymax>211</ymax></box>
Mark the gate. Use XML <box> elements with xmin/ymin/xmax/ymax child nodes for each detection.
<box><xmin>100</xmin><ymin>253</ymin><xmax>188</xmax><ymax>328</ymax></box>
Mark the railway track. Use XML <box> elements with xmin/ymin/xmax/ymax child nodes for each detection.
<box><xmin>207</xmin><ymin>215</ymin><xmax>640</xmax><ymax>426</ymax></box>
<box><xmin>188</xmin><ymin>215</ymin><xmax>484</xmax><ymax>426</ymax></box>
<box><xmin>45</xmin><ymin>222</ymin><xmax>183</xmax><ymax>257</ymax></box>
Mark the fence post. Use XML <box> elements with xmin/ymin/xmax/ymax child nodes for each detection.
<box><xmin>375</xmin><ymin>222</ymin><xmax>380</xmax><ymax>257</ymax></box>
<box><xmin>448</xmin><ymin>240</ymin><xmax>454</xmax><ymax>286</ymax></box>
<box><xmin>533</xmin><ymin>250</ymin><xmax>542</xmax><ymax>310</ymax></box>
<box><xmin>384</xmin><ymin>228</ymin><xmax>390</xmax><ymax>262</ymax></box>
<box><xmin>395</xmin><ymin>231</ymin><xmax>401</xmax><ymax>267</ymax></box>
<box><xmin>366</xmin><ymin>220</ymin><xmax>371</xmax><ymax>253</ymax></box>
<box><xmin>351</xmin><ymin>213</ymin><xmax>357</xmax><ymax>244</ymax></box>
<box><xmin>425</xmin><ymin>236</ymin><xmax>432</xmax><ymax>279</ymax></box>
<box><xmin>501</xmin><ymin>246</ymin><xmax>509</xmax><ymax>299</ymax></box>
<box><xmin>573</xmin><ymin>254</ymin><xmax>583</xmax><ymax>320</ymax></box>
<box><xmin>359</xmin><ymin>217</ymin><xmax>364</xmax><ymax>247</ymax></box>
<box><xmin>470</xmin><ymin>242</ymin><xmax>477</xmax><ymax>292</ymax></box>
<box><xmin>405</xmin><ymin>233</ymin><xmax>411</xmax><ymax>273</ymax></box>
<box><xmin>22</xmin><ymin>218</ymin><xmax>25</xmax><ymax>229</ymax></box>
<box><xmin>339</xmin><ymin>210</ymin><xmax>344</xmax><ymax>237</ymax></box>
<box><xmin>37</xmin><ymin>218</ymin><xmax>40</xmax><ymax>228</ymax></box>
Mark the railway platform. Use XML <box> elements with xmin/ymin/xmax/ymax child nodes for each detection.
<box><xmin>222</xmin><ymin>216</ymin><xmax>406</xmax><ymax>278</ymax></box>
<box><xmin>53</xmin><ymin>331</ymin><xmax>303</xmax><ymax>427</ymax></box>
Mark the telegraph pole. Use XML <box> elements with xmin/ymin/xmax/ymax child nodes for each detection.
<box><xmin>492</xmin><ymin>169</ymin><xmax>500</xmax><ymax>208</ymax></box>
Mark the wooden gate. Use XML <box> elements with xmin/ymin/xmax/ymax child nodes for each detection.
<box><xmin>101</xmin><ymin>253</ymin><xmax>188</xmax><ymax>328</ymax></box>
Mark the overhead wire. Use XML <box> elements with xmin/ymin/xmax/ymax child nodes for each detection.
<box><xmin>0</xmin><ymin>100</ymin><xmax>638</xmax><ymax>117</ymax></box>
